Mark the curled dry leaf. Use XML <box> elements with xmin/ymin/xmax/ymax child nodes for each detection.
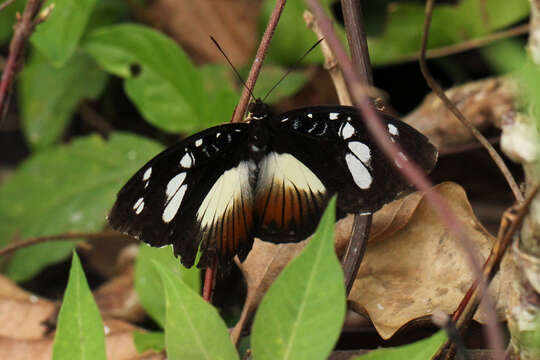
<box><xmin>145</xmin><ymin>0</ymin><xmax>258</xmax><ymax>65</ymax></box>
<box><xmin>405</xmin><ymin>77</ymin><xmax>518</xmax><ymax>151</ymax></box>
<box><xmin>348</xmin><ymin>182</ymin><xmax>516</xmax><ymax>339</ymax></box>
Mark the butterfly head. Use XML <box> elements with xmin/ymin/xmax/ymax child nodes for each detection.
<box><xmin>248</xmin><ymin>99</ymin><xmax>271</xmax><ymax>121</ymax></box>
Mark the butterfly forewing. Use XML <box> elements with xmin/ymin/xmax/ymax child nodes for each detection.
<box><xmin>108</xmin><ymin>123</ymin><xmax>255</xmax><ymax>268</ymax></box>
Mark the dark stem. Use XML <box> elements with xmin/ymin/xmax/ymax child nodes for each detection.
<box><xmin>342</xmin><ymin>213</ymin><xmax>371</xmax><ymax>294</ymax></box>
<box><xmin>0</xmin><ymin>0</ymin><xmax>46</xmax><ymax>126</ymax></box>
<box><xmin>338</xmin><ymin>0</ymin><xmax>375</xmax><ymax>296</ymax></box>
<box><xmin>340</xmin><ymin>0</ymin><xmax>372</xmax><ymax>85</ymax></box>
<box><xmin>230</xmin><ymin>0</ymin><xmax>286</xmax><ymax>123</ymax></box>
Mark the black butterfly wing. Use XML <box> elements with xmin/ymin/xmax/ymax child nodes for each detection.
<box><xmin>108</xmin><ymin>123</ymin><xmax>256</xmax><ymax>268</ymax></box>
<box><xmin>253</xmin><ymin>105</ymin><xmax>437</xmax><ymax>242</ymax></box>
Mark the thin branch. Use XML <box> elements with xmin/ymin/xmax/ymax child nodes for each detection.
<box><xmin>443</xmin><ymin>186</ymin><xmax>539</xmax><ymax>358</ymax></box>
<box><xmin>397</xmin><ymin>23</ymin><xmax>529</xmax><ymax>63</ymax></box>
<box><xmin>419</xmin><ymin>1</ymin><xmax>523</xmax><ymax>204</ymax></box>
<box><xmin>0</xmin><ymin>230</ymin><xmax>120</xmax><ymax>257</ymax></box>
<box><xmin>0</xmin><ymin>0</ymin><xmax>16</xmax><ymax>12</ymax></box>
<box><xmin>202</xmin><ymin>256</ymin><xmax>217</xmax><ymax>303</ymax></box>
<box><xmin>230</xmin><ymin>0</ymin><xmax>286</xmax><ymax>123</ymax></box>
<box><xmin>0</xmin><ymin>0</ymin><xmax>47</xmax><ymax>126</ymax></box>
<box><xmin>420</xmin><ymin>1</ymin><xmax>507</xmax><ymax>358</ymax></box>
<box><xmin>78</xmin><ymin>102</ymin><xmax>113</xmax><ymax>138</ymax></box>
<box><xmin>305</xmin><ymin>1</ymin><xmax>505</xmax><ymax>359</ymax></box>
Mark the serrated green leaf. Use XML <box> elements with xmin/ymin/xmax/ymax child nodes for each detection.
<box><xmin>251</xmin><ymin>197</ymin><xmax>345</xmax><ymax>360</ymax></box>
<box><xmin>135</xmin><ymin>244</ymin><xmax>200</xmax><ymax>328</ymax></box>
<box><xmin>52</xmin><ymin>252</ymin><xmax>106</xmax><ymax>360</ymax></box>
<box><xmin>84</xmin><ymin>24</ymin><xmax>218</xmax><ymax>133</ymax></box>
<box><xmin>0</xmin><ymin>133</ymin><xmax>164</xmax><ymax>282</ymax></box>
<box><xmin>154</xmin><ymin>261</ymin><xmax>239</xmax><ymax>360</ymax></box>
<box><xmin>0</xmin><ymin>0</ymin><xmax>25</xmax><ymax>45</ymax></box>
<box><xmin>31</xmin><ymin>0</ymin><xmax>98</xmax><ymax>67</ymax></box>
<box><xmin>354</xmin><ymin>331</ymin><xmax>447</xmax><ymax>360</ymax></box>
<box><xmin>19</xmin><ymin>49</ymin><xmax>108</xmax><ymax>149</ymax></box>
<box><xmin>133</xmin><ymin>331</ymin><xmax>165</xmax><ymax>353</ymax></box>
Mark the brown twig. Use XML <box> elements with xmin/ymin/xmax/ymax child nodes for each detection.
<box><xmin>420</xmin><ymin>1</ymin><xmax>507</xmax><ymax>358</ymax></box>
<box><xmin>0</xmin><ymin>230</ymin><xmax>120</xmax><ymax>257</ymax></box>
<box><xmin>203</xmin><ymin>0</ymin><xmax>287</xmax><ymax>303</ymax></box>
<box><xmin>230</xmin><ymin>0</ymin><xmax>286</xmax><ymax>123</ymax></box>
<box><xmin>0</xmin><ymin>0</ymin><xmax>47</xmax><ymax>126</ymax></box>
<box><xmin>419</xmin><ymin>0</ymin><xmax>523</xmax><ymax>204</ymax></box>
<box><xmin>397</xmin><ymin>24</ymin><xmax>529</xmax><ymax>63</ymax></box>
<box><xmin>78</xmin><ymin>102</ymin><xmax>113</xmax><ymax>138</ymax></box>
<box><xmin>0</xmin><ymin>0</ymin><xmax>16</xmax><ymax>12</ymax></box>
<box><xmin>306</xmin><ymin>1</ymin><xmax>505</xmax><ymax>359</ymax></box>
<box><xmin>443</xmin><ymin>186</ymin><xmax>539</xmax><ymax>358</ymax></box>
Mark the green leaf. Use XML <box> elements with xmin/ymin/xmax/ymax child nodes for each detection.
<box><xmin>251</xmin><ymin>197</ymin><xmax>345</xmax><ymax>360</ymax></box>
<box><xmin>85</xmin><ymin>0</ymin><xmax>129</xmax><ymax>34</ymax></box>
<box><xmin>368</xmin><ymin>0</ymin><xmax>530</xmax><ymax>65</ymax></box>
<box><xmin>19</xmin><ymin>49</ymin><xmax>108</xmax><ymax>149</ymax></box>
<box><xmin>52</xmin><ymin>252</ymin><xmax>106</xmax><ymax>360</ymax></box>
<box><xmin>84</xmin><ymin>24</ymin><xmax>217</xmax><ymax>133</ymax></box>
<box><xmin>31</xmin><ymin>0</ymin><xmax>98</xmax><ymax>67</ymax></box>
<box><xmin>135</xmin><ymin>244</ymin><xmax>200</xmax><ymax>328</ymax></box>
<box><xmin>354</xmin><ymin>331</ymin><xmax>447</xmax><ymax>360</ymax></box>
<box><xmin>133</xmin><ymin>331</ymin><xmax>165</xmax><ymax>353</ymax></box>
<box><xmin>154</xmin><ymin>261</ymin><xmax>239</xmax><ymax>360</ymax></box>
<box><xmin>0</xmin><ymin>0</ymin><xmax>25</xmax><ymax>45</ymax></box>
<box><xmin>0</xmin><ymin>133</ymin><xmax>164</xmax><ymax>282</ymax></box>
<box><xmin>261</xmin><ymin>0</ymin><xmax>336</xmax><ymax>65</ymax></box>
<box><xmin>261</xmin><ymin>0</ymin><xmax>529</xmax><ymax>66</ymax></box>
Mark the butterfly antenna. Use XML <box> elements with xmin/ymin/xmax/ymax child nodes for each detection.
<box><xmin>262</xmin><ymin>38</ymin><xmax>324</xmax><ymax>102</ymax></box>
<box><xmin>210</xmin><ymin>36</ymin><xmax>256</xmax><ymax>102</ymax></box>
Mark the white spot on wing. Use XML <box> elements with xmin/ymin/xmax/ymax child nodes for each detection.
<box><xmin>257</xmin><ymin>152</ymin><xmax>325</xmax><ymax>196</ymax></box>
<box><xmin>329</xmin><ymin>112</ymin><xmax>339</xmax><ymax>120</ymax></box>
<box><xmin>195</xmin><ymin>139</ymin><xmax>203</xmax><ymax>147</ymax></box>
<box><xmin>281</xmin><ymin>117</ymin><xmax>288</xmax><ymax>122</ymax></box>
<box><xmin>345</xmin><ymin>153</ymin><xmax>372</xmax><ymax>189</ymax></box>
<box><xmin>133</xmin><ymin>197</ymin><xmax>145</xmax><ymax>214</ymax></box>
<box><xmin>348</xmin><ymin>141</ymin><xmax>371</xmax><ymax>164</ymax></box>
<box><xmin>197</xmin><ymin>161</ymin><xmax>254</xmax><ymax>229</ymax></box>
<box><xmin>143</xmin><ymin>167</ymin><xmax>152</xmax><ymax>181</ymax></box>
<box><xmin>340</xmin><ymin>122</ymin><xmax>355</xmax><ymax>139</ymax></box>
<box><xmin>180</xmin><ymin>152</ymin><xmax>193</xmax><ymax>168</ymax></box>
<box><xmin>216</xmin><ymin>132</ymin><xmax>221</xmax><ymax>138</ymax></box>
<box><xmin>388</xmin><ymin>123</ymin><xmax>399</xmax><ymax>136</ymax></box>
<box><xmin>166</xmin><ymin>173</ymin><xmax>187</xmax><ymax>201</ymax></box>
<box><xmin>162</xmin><ymin>184</ymin><xmax>187</xmax><ymax>222</ymax></box>
<box><xmin>307</xmin><ymin>113</ymin><xmax>313</xmax><ymax>118</ymax></box>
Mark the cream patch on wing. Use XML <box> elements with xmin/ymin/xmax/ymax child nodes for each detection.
<box><xmin>197</xmin><ymin>161</ymin><xmax>254</xmax><ymax>229</ymax></box>
<box><xmin>255</xmin><ymin>152</ymin><xmax>326</xmax><ymax>229</ymax></box>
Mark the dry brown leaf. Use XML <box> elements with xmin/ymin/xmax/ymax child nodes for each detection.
<box><xmin>0</xmin><ymin>275</ymin><xmax>57</xmax><ymax>340</ymax></box>
<box><xmin>405</xmin><ymin>77</ymin><xmax>517</xmax><ymax>151</ymax></box>
<box><xmin>0</xmin><ymin>319</ymin><xmax>163</xmax><ymax>360</ymax></box>
<box><xmin>94</xmin><ymin>265</ymin><xmax>146</xmax><ymax>323</ymax></box>
<box><xmin>145</xmin><ymin>0</ymin><xmax>258</xmax><ymax>65</ymax></box>
<box><xmin>349</xmin><ymin>182</ymin><xmax>515</xmax><ymax>339</ymax></box>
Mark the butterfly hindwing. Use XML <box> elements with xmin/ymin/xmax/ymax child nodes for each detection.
<box><xmin>108</xmin><ymin>123</ymin><xmax>256</xmax><ymax>268</ymax></box>
<box><xmin>263</xmin><ymin>105</ymin><xmax>437</xmax><ymax>220</ymax></box>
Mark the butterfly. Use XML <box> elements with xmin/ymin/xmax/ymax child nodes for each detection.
<box><xmin>108</xmin><ymin>99</ymin><xmax>437</xmax><ymax>269</ymax></box>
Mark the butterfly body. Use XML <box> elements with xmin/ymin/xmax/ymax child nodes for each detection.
<box><xmin>109</xmin><ymin>102</ymin><xmax>437</xmax><ymax>268</ymax></box>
